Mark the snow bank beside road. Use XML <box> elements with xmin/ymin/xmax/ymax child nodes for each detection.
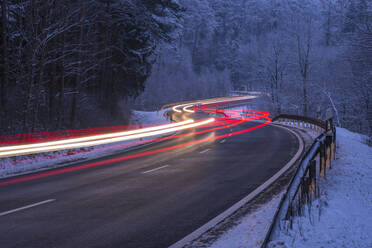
<box><xmin>269</xmin><ymin>127</ymin><xmax>372</xmax><ymax>248</ymax></box>
<box><xmin>207</xmin><ymin>192</ymin><xmax>284</xmax><ymax>248</ymax></box>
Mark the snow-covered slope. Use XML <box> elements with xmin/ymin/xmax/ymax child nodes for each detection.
<box><xmin>269</xmin><ymin>128</ymin><xmax>372</xmax><ymax>248</ymax></box>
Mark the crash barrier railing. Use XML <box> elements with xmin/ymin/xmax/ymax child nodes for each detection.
<box><xmin>160</xmin><ymin>95</ymin><xmax>247</xmax><ymax>110</ymax></box>
<box><xmin>262</xmin><ymin>116</ymin><xmax>336</xmax><ymax>248</ymax></box>
<box><xmin>272</xmin><ymin>114</ymin><xmax>326</xmax><ymax>133</ymax></box>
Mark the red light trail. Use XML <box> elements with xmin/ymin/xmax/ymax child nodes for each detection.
<box><xmin>0</xmin><ymin>100</ymin><xmax>271</xmax><ymax>186</ymax></box>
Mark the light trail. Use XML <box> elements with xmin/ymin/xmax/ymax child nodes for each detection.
<box><xmin>183</xmin><ymin>105</ymin><xmax>195</xmax><ymax>113</ymax></box>
<box><xmin>0</xmin><ymin>123</ymin><xmax>169</xmax><ymax>145</ymax></box>
<box><xmin>0</xmin><ymin>120</ymin><xmax>194</xmax><ymax>153</ymax></box>
<box><xmin>0</xmin><ymin>118</ymin><xmax>243</xmax><ymax>167</ymax></box>
<box><xmin>0</xmin><ymin>117</ymin><xmax>271</xmax><ymax>187</ymax></box>
<box><xmin>172</xmin><ymin>105</ymin><xmax>183</xmax><ymax>113</ymax></box>
<box><xmin>171</xmin><ymin>95</ymin><xmax>257</xmax><ymax>114</ymax></box>
<box><xmin>0</xmin><ymin>93</ymin><xmax>272</xmax><ymax>186</ymax></box>
<box><xmin>0</xmin><ymin>118</ymin><xmax>214</xmax><ymax>158</ymax></box>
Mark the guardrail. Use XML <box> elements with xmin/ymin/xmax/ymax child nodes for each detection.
<box><xmin>272</xmin><ymin>114</ymin><xmax>326</xmax><ymax>133</ymax></box>
<box><xmin>262</xmin><ymin>115</ymin><xmax>336</xmax><ymax>248</ymax></box>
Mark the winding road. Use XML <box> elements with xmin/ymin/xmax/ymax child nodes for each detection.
<box><xmin>0</xmin><ymin>98</ymin><xmax>301</xmax><ymax>248</ymax></box>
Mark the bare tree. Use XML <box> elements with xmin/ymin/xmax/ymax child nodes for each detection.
<box><xmin>295</xmin><ymin>17</ymin><xmax>313</xmax><ymax>117</ymax></box>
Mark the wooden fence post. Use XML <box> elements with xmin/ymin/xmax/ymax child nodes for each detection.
<box><xmin>326</xmin><ymin>135</ymin><xmax>332</xmax><ymax>169</ymax></box>
<box><xmin>331</xmin><ymin>127</ymin><xmax>336</xmax><ymax>161</ymax></box>
<box><xmin>320</xmin><ymin>141</ymin><xmax>326</xmax><ymax>178</ymax></box>
<box><xmin>309</xmin><ymin>160</ymin><xmax>316</xmax><ymax>196</ymax></box>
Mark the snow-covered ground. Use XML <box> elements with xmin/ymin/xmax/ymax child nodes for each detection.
<box><xmin>130</xmin><ymin>109</ymin><xmax>169</xmax><ymax>125</ymax></box>
<box><xmin>0</xmin><ymin>110</ymin><xmax>170</xmax><ymax>179</ymax></box>
<box><xmin>268</xmin><ymin>127</ymin><xmax>372</xmax><ymax>248</ymax></box>
<box><xmin>203</xmin><ymin>127</ymin><xmax>371</xmax><ymax>248</ymax></box>
<box><xmin>206</xmin><ymin>192</ymin><xmax>284</xmax><ymax>248</ymax></box>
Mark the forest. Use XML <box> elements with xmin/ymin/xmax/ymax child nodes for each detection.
<box><xmin>0</xmin><ymin>0</ymin><xmax>371</xmax><ymax>138</ymax></box>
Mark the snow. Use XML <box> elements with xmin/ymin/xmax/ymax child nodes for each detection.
<box><xmin>204</xmin><ymin>127</ymin><xmax>372</xmax><ymax>248</ymax></box>
<box><xmin>207</xmin><ymin>192</ymin><xmax>284</xmax><ymax>248</ymax></box>
<box><xmin>268</xmin><ymin>127</ymin><xmax>372</xmax><ymax>248</ymax></box>
<box><xmin>0</xmin><ymin>110</ymin><xmax>171</xmax><ymax>179</ymax></box>
<box><xmin>129</xmin><ymin>109</ymin><xmax>170</xmax><ymax>125</ymax></box>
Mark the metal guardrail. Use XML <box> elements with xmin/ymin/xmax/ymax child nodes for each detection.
<box><xmin>272</xmin><ymin>114</ymin><xmax>326</xmax><ymax>130</ymax></box>
<box><xmin>262</xmin><ymin>116</ymin><xmax>336</xmax><ymax>248</ymax></box>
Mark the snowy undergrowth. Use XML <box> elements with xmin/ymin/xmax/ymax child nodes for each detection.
<box><xmin>269</xmin><ymin>127</ymin><xmax>372</xmax><ymax>248</ymax></box>
<box><xmin>0</xmin><ymin>110</ymin><xmax>170</xmax><ymax>179</ymax></box>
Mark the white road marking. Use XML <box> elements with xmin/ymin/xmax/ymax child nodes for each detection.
<box><xmin>142</xmin><ymin>165</ymin><xmax>169</xmax><ymax>174</ymax></box>
<box><xmin>219</xmin><ymin>139</ymin><xmax>226</xmax><ymax>144</ymax></box>
<box><xmin>199</xmin><ymin>148</ymin><xmax>211</xmax><ymax>154</ymax></box>
<box><xmin>0</xmin><ymin>199</ymin><xmax>56</xmax><ymax>217</ymax></box>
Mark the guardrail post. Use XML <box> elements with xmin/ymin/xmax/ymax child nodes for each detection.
<box><xmin>300</xmin><ymin>177</ymin><xmax>307</xmax><ymax>212</ymax></box>
<box><xmin>320</xmin><ymin>141</ymin><xmax>326</xmax><ymax>178</ymax></box>
<box><xmin>326</xmin><ymin>135</ymin><xmax>332</xmax><ymax>169</ymax></box>
<box><xmin>332</xmin><ymin>128</ymin><xmax>336</xmax><ymax>160</ymax></box>
<box><xmin>309</xmin><ymin>160</ymin><xmax>317</xmax><ymax>197</ymax></box>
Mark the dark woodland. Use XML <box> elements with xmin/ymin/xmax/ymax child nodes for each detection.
<box><xmin>0</xmin><ymin>0</ymin><xmax>371</xmax><ymax>138</ymax></box>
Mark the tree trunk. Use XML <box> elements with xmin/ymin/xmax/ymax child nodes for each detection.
<box><xmin>71</xmin><ymin>1</ymin><xmax>86</xmax><ymax>127</ymax></box>
<box><xmin>32</xmin><ymin>49</ymin><xmax>45</xmax><ymax>132</ymax></box>
<box><xmin>1</xmin><ymin>0</ymin><xmax>8</xmax><ymax>113</ymax></box>
<box><xmin>23</xmin><ymin>0</ymin><xmax>36</xmax><ymax>132</ymax></box>
<box><xmin>58</xmin><ymin>32</ymin><xmax>66</xmax><ymax>129</ymax></box>
<box><xmin>325</xmin><ymin>2</ymin><xmax>331</xmax><ymax>46</ymax></box>
<box><xmin>303</xmin><ymin>78</ymin><xmax>308</xmax><ymax>116</ymax></box>
<box><xmin>192</xmin><ymin>26</ymin><xmax>200</xmax><ymax>59</ymax></box>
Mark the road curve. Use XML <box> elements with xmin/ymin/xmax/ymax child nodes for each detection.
<box><xmin>0</xmin><ymin>109</ymin><xmax>300</xmax><ymax>248</ymax></box>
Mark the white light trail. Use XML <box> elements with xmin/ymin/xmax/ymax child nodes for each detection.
<box><xmin>171</xmin><ymin>95</ymin><xmax>258</xmax><ymax>114</ymax></box>
<box><xmin>183</xmin><ymin>105</ymin><xmax>195</xmax><ymax>113</ymax></box>
<box><xmin>0</xmin><ymin>118</ymin><xmax>215</xmax><ymax>158</ymax></box>
<box><xmin>0</xmin><ymin>120</ymin><xmax>194</xmax><ymax>152</ymax></box>
<box><xmin>172</xmin><ymin>105</ymin><xmax>183</xmax><ymax>113</ymax></box>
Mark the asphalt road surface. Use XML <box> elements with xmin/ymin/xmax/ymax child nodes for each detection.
<box><xmin>0</xmin><ymin>112</ymin><xmax>300</xmax><ymax>248</ymax></box>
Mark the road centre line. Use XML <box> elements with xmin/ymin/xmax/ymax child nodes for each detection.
<box><xmin>0</xmin><ymin>199</ymin><xmax>56</xmax><ymax>217</ymax></box>
<box><xmin>142</xmin><ymin>165</ymin><xmax>169</xmax><ymax>174</ymax></box>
